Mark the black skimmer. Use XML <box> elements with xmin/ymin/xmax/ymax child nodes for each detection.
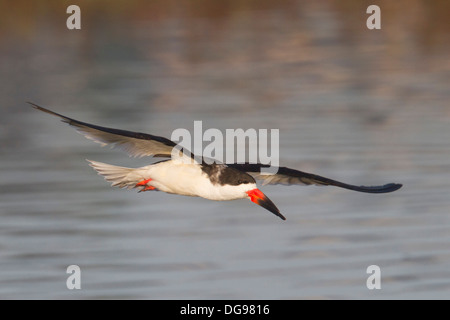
<box><xmin>30</xmin><ymin>103</ymin><xmax>402</xmax><ymax>220</ymax></box>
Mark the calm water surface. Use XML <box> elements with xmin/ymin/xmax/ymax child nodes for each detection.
<box><xmin>1</xmin><ymin>0</ymin><xmax>450</xmax><ymax>299</ymax></box>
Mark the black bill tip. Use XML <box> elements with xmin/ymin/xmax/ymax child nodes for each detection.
<box><xmin>247</xmin><ymin>189</ymin><xmax>286</xmax><ymax>220</ymax></box>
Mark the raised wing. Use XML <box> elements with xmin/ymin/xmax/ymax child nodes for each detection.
<box><xmin>30</xmin><ymin>102</ymin><xmax>178</xmax><ymax>158</ymax></box>
<box><xmin>227</xmin><ymin>163</ymin><xmax>402</xmax><ymax>194</ymax></box>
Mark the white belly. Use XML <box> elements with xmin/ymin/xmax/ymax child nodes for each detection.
<box><xmin>145</xmin><ymin>160</ymin><xmax>254</xmax><ymax>201</ymax></box>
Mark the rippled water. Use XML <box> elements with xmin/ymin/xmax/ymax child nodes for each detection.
<box><xmin>1</xmin><ymin>0</ymin><xmax>450</xmax><ymax>299</ymax></box>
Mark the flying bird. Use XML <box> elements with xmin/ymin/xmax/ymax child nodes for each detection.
<box><xmin>30</xmin><ymin>103</ymin><xmax>402</xmax><ymax>220</ymax></box>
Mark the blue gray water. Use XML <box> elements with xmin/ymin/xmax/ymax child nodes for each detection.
<box><xmin>1</xmin><ymin>1</ymin><xmax>449</xmax><ymax>299</ymax></box>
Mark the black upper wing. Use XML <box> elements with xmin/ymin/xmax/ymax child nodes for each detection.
<box><xmin>227</xmin><ymin>163</ymin><xmax>402</xmax><ymax>194</ymax></box>
<box><xmin>30</xmin><ymin>102</ymin><xmax>179</xmax><ymax>158</ymax></box>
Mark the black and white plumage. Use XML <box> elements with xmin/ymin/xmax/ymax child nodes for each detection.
<box><xmin>31</xmin><ymin>102</ymin><xmax>402</xmax><ymax>220</ymax></box>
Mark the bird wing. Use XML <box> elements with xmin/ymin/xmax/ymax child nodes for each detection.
<box><xmin>30</xmin><ymin>102</ymin><xmax>180</xmax><ymax>158</ymax></box>
<box><xmin>227</xmin><ymin>163</ymin><xmax>402</xmax><ymax>194</ymax></box>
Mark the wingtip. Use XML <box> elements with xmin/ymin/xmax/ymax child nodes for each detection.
<box><xmin>29</xmin><ymin>102</ymin><xmax>72</xmax><ymax>122</ymax></box>
<box><xmin>370</xmin><ymin>182</ymin><xmax>403</xmax><ymax>193</ymax></box>
<box><xmin>28</xmin><ymin>101</ymin><xmax>52</xmax><ymax>114</ymax></box>
<box><xmin>388</xmin><ymin>183</ymin><xmax>403</xmax><ymax>192</ymax></box>
<box><xmin>342</xmin><ymin>181</ymin><xmax>403</xmax><ymax>194</ymax></box>
<box><xmin>27</xmin><ymin>101</ymin><xmax>40</xmax><ymax>109</ymax></box>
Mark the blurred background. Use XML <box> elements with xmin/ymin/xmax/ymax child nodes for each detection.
<box><xmin>1</xmin><ymin>0</ymin><xmax>449</xmax><ymax>299</ymax></box>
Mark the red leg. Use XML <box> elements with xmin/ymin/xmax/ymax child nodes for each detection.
<box><xmin>136</xmin><ymin>178</ymin><xmax>152</xmax><ymax>187</ymax></box>
<box><xmin>136</xmin><ymin>178</ymin><xmax>156</xmax><ymax>192</ymax></box>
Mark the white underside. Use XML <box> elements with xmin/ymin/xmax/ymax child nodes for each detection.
<box><xmin>87</xmin><ymin>159</ymin><xmax>256</xmax><ymax>201</ymax></box>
